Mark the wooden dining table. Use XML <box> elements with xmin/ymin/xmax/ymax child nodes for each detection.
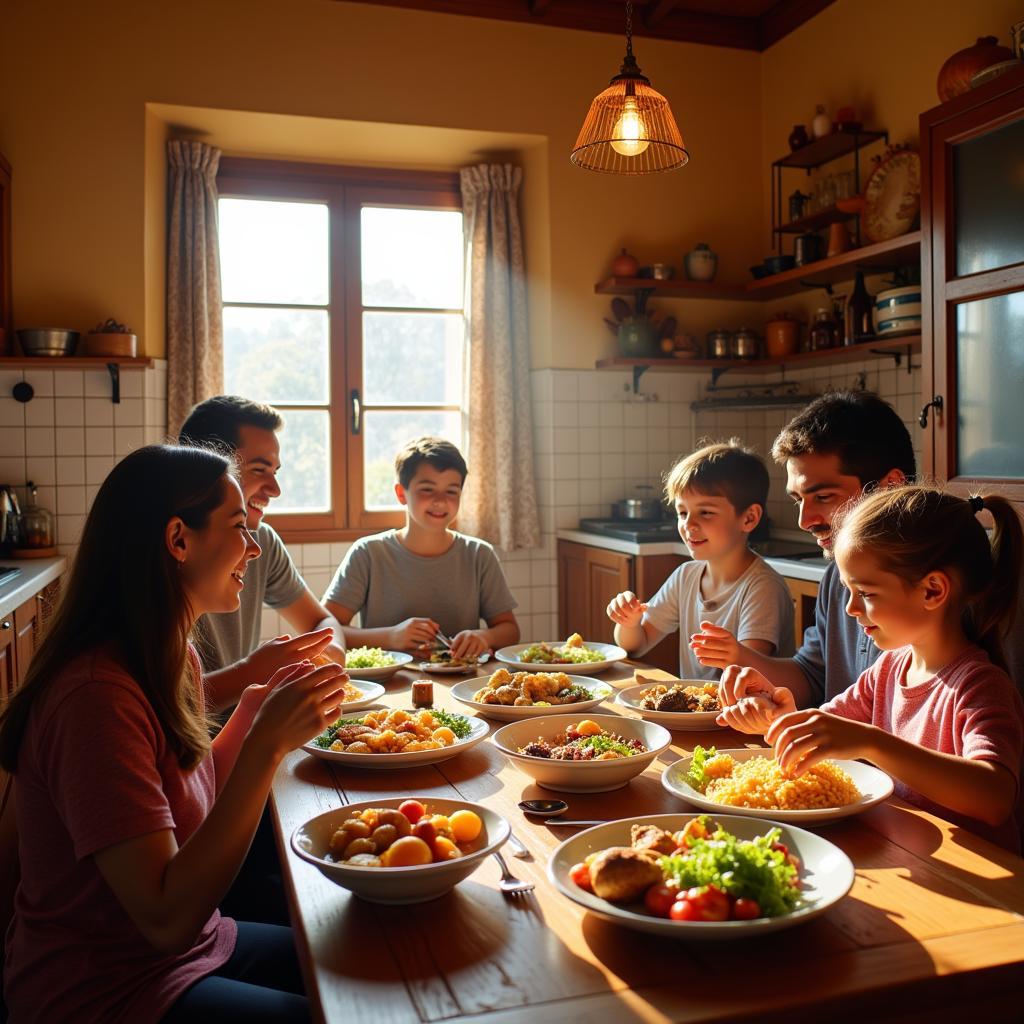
<box><xmin>269</xmin><ymin>661</ymin><xmax>1024</xmax><ymax>1024</ymax></box>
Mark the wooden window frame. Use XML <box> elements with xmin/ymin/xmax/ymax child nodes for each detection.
<box><xmin>217</xmin><ymin>157</ymin><xmax>462</xmax><ymax>543</ymax></box>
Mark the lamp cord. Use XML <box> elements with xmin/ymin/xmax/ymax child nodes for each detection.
<box><xmin>625</xmin><ymin>0</ymin><xmax>634</xmax><ymax>58</ymax></box>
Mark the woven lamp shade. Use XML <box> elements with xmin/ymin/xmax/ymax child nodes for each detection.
<box><xmin>571</xmin><ymin>79</ymin><xmax>688</xmax><ymax>175</ymax></box>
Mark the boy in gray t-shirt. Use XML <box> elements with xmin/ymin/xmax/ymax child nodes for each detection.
<box><xmin>608</xmin><ymin>441</ymin><xmax>793</xmax><ymax>678</ymax></box>
<box><xmin>325</xmin><ymin>437</ymin><xmax>519</xmax><ymax>659</ymax></box>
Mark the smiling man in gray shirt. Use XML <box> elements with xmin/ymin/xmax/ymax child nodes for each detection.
<box><xmin>691</xmin><ymin>391</ymin><xmax>916</xmax><ymax>705</ymax></box>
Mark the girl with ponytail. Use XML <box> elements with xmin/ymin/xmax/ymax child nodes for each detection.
<box><xmin>717</xmin><ymin>484</ymin><xmax>1024</xmax><ymax>852</ymax></box>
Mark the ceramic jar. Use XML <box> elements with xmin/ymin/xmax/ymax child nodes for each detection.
<box><xmin>684</xmin><ymin>243</ymin><xmax>718</xmax><ymax>282</ymax></box>
<box><xmin>788</xmin><ymin>124</ymin><xmax>809</xmax><ymax>151</ymax></box>
<box><xmin>764</xmin><ymin>313</ymin><xmax>801</xmax><ymax>358</ymax></box>
<box><xmin>611</xmin><ymin>248</ymin><xmax>640</xmax><ymax>277</ymax></box>
<box><xmin>937</xmin><ymin>36</ymin><xmax>1015</xmax><ymax>101</ymax></box>
<box><xmin>618</xmin><ymin>318</ymin><xmax>658</xmax><ymax>358</ymax></box>
<box><xmin>812</xmin><ymin>105</ymin><xmax>831</xmax><ymax>139</ymax></box>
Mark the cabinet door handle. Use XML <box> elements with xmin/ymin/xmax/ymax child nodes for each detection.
<box><xmin>918</xmin><ymin>395</ymin><xmax>943</xmax><ymax>428</ymax></box>
<box><xmin>351</xmin><ymin>389</ymin><xmax>362</xmax><ymax>435</ymax></box>
<box><xmin>1</xmin><ymin>620</ymin><xmax>10</xmax><ymax>630</ymax></box>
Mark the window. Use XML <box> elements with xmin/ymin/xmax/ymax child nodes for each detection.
<box><xmin>217</xmin><ymin>160</ymin><xmax>464</xmax><ymax>539</ymax></box>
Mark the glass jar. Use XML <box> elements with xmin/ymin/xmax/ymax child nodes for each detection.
<box><xmin>809</xmin><ymin>308</ymin><xmax>840</xmax><ymax>351</ymax></box>
<box><xmin>18</xmin><ymin>483</ymin><xmax>54</xmax><ymax>548</ymax></box>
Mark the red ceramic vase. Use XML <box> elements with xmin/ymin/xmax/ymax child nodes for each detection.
<box><xmin>937</xmin><ymin>36</ymin><xmax>1014</xmax><ymax>101</ymax></box>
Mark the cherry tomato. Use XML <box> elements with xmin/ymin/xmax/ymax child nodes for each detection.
<box><xmin>732</xmin><ymin>897</ymin><xmax>761</xmax><ymax>920</ymax></box>
<box><xmin>412</xmin><ymin>819</ymin><xmax>437</xmax><ymax>847</ymax></box>
<box><xmin>643</xmin><ymin>882</ymin><xmax>680</xmax><ymax>918</ymax></box>
<box><xmin>669</xmin><ymin>898</ymin><xmax>701</xmax><ymax>921</ymax></box>
<box><xmin>399</xmin><ymin>800</ymin><xmax>426</xmax><ymax>824</ymax></box>
<box><xmin>684</xmin><ymin>885</ymin><xmax>730</xmax><ymax>921</ymax></box>
<box><xmin>569</xmin><ymin>862</ymin><xmax>593</xmax><ymax>892</ymax></box>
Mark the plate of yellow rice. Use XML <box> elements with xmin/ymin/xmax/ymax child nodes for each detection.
<box><xmin>661</xmin><ymin>745</ymin><xmax>893</xmax><ymax>823</ymax></box>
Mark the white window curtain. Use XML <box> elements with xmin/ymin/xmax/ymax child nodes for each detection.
<box><xmin>458</xmin><ymin>164</ymin><xmax>540</xmax><ymax>551</ymax></box>
<box><xmin>166</xmin><ymin>140</ymin><xmax>223</xmax><ymax>435</ymax></box>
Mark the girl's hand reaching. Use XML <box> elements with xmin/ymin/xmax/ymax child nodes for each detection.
<box><xmin>717</xmin><ymin>691</ymin><xmax>795</xmax><ymax>733</ymax></box>
<box><xmin>606</xmin><ymin>591</ymin><xmax>647</xmax><ymax>627</ymax></box>
<box><xmin>765</xmin><ymin>709</ymin><xmax>875</xmax><ymax>777</ymax></box>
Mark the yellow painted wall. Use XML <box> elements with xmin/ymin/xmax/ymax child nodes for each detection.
<box><xmin>1</xmin><ymin>0</ymin><xmax>1018</xmax><ymax>366</ymax></box>
<box><xmin>0</xmin><ymin>0</ymin><xmax>763</xmax><ymax>367</ymax></box>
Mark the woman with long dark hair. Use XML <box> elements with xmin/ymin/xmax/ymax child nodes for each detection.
<box><xmin>1</xmin><ymin>445</ymin><xmax>346</xmax><ymax>1022</ymax></box>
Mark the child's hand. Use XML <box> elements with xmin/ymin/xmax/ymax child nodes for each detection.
<box><xmin>689</xmin><ymin>621</ymin><xmax>742</xmax><ymax>669</ymax></box>
<box><xmin>717</xmin><ymin>664</ymin><xmax>777</xmax><ymax>707</ymax></box>
<box><xmin>387</xmin><ymin>617</ymin><xmax>441</xmax><ymax>652</ymax></box>
<box><xmin>449</xmin><ymin>629</ymin><xmax>488</xmax><ymax>659</ymax></box>
<box><xmin>766</xmin><ymin>709</ymin><xmax>872</xmax><ymax>777</ymax></box>
<box><xmin>716</xmin><ymin>688</ymin><xmax>795</xmax><ymax>733</ymax></box>
<box><xmin>606</xmin><ymin>591</ymin><xmax>647</xmax><ymax>628</ymax></box>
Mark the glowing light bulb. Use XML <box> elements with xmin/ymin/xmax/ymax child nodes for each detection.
<box><xmin>610</xmin><ymin>96</ymin><xmax>650</xmax><ymax>157</ymax></box>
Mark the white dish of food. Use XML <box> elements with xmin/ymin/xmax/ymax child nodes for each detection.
<box><xmin>303</xmin><ymin>709</ymin><xmax>489</xmax><ymax>768</ymax></box>
<box><xmin>615</xmin><ymin>680</ymin><xmax>725</xmax><ymax>730</ymax></box>
<box><xmin>549</xmin><ymin>813</ymin><xmax>854</xmax><ymax>938</ymax></box>
<box><xmin>292</xmin><ymin>797</ymin><xmax>510</xmax><ymax>904</ymax></box>
<box><xmin>342</xmin><ymin>647</ymin><xmax>413</xmax><ymax>680</ymax></box>
<box><xmin>495</xmin><ymin>640</ymin><xmax>627</xmax><ymax>676</ymax></box>
<box><xmin>661</xmin><ymin>746</ymin><xmax>894</xmax><ymax>824</ymax></box>
<box><xmin>451</xmin><ymin>674</ymin><xmax>614</xmax><ymax>721</ymax></box>
<box><xmin>417</xmin><ymin>652</ymin><xmax>491</xmax><ymax>674</ymax></box>
<box><xmin>334</xmin><ymin>678</ymin><xmax>387</xmax><ymax>712</ymax></box>
<box><xmin>492</xmin><ymin>713</ymin><xmax>671</xmax><ymax>792</ymax></box>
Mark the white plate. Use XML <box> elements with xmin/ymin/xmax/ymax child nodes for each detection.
<box><xmin>417</xmin><ymin>653</ymin><xmax>491</xmax><ymax>675</ymax></box>
<box><xmin>303</xmin><ymin>715</ymin><xmax>489</xmax><ymax>768</ymax></box>
<box><xmin>495</xmin><ymin>641</ymin><xmax>627</xmax><ymax>676</ymax></box>
<box><xmin>451</xmin><ymin>676</ymin><xmax>614</xmax><ymax>721</ymax></box>
<box><xmin>336</xmin><ymin>679</ymin><xmax>387</xmax><ymax>712</ymax></box>
<box><xmin>615</xmin><ymin>681</ymin><xmax>725</xmax><ymax>731</ymax></box>
<box><xmin>661</xmin><ymin>747</ymin><xmax>894</xmax><ymax>823</ymax></box>
<box><xmin>549</xmin><ymin>813</ymin><xmax>854</xmax><ymax>938</ymax></box>
<box><xmin>292</xmin><ymin>797</ymin><xmax>510</xmax><ymax>904</ymax></box>
<box><xmin>492</xmin><ymin>713</ymin><xmax>671</xmax><ymax>792</ymax></box>
<box><xmin>341</xmin><ymin>650</ymin><xmax>414</xmax><ymax>680</ymax></box>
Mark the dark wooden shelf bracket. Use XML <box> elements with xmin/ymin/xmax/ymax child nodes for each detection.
<box><xmin>631</xmin><ymin>365</ymin><xmax>649</xmax><ymax>394</ymax></box>
<box><xmin>799</xmin><ymin>278</ymin><xmax>834</xmax><ymax>295</ymax></box>
<box><xmin>867</xmin><ymin>342</ymin><xmax>919</xmax><ymax>374</ymax></box>
<box><xmin>106</xmin><ymin>362</ymin><xmax>121</xmax><ymax>403</ymax></box>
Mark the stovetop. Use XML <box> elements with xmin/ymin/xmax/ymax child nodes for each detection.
<box><xmin>578</xmin><ymin>517</ymin><xmax>679</xmax><ymax>543</ymax></box>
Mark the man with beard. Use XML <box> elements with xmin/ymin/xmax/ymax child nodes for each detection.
<box><xmin>690</xmin><ymin>390</ymin><xmax>915</xmax><ymax>706</ymax></box>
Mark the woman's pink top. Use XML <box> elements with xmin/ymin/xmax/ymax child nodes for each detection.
<box><xmin>4</xmin><ymin>648</ymin><xmax>236</xmax><ymax>1022</ymax></box>
<box><xmin>824</xmin><ymin>645</ymin><xmax>1024</xmax><ymax>852</ymax></box>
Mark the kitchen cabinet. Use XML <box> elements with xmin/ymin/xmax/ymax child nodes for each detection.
<box><xmin>557</xmin><ymin>540</ymin><xmax>681</xmax><ymax>674</ymax></box>
<box><xmin>920</xmin><ymin>64</ymin><xmax>1024</xmax><ymax>504</ymax></box>
<box><xmin>0</xmin><ymin>574</ymin><xmax>61</xmax><ymax>696</ymax></box>
<box><xmin>0</xmin><ymin>613</ymin><xmax>14</xmax><ymax>705</ymax></box>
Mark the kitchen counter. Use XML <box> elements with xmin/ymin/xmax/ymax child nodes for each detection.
<box><xmin>0</xmin><ymin>556</ymin><xmax>66</xmax><ymax>620</ymax></box>
<box><xmin>555</xmin><ymin>529</ymin><xmax>828</xmax><ymax>583</ymax></box>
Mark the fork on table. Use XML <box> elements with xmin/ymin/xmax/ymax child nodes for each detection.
<box><xmin>492</xmin><ymin>851</ymin><xmax>534</xmax><ymax>896</ymax></box>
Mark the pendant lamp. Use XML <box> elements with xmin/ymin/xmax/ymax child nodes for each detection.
<box><xmin>570</xmin><ymin>0</ymin><xmax>688</xmax><ymax>174</ymax></box>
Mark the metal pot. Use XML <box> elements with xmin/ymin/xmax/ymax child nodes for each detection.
<box><xmin>706</xmin><ymin>329</ymin><xmax>731</xmax><ymax>359</ymax></box>
<box><xmin>16</xmin><ymin>329</ymin><xmax>80</xmax><ymax>357</ymax></box>
<box><xmin>731</xmin><ymin>327</ymin><xmax>760</xmax><ymax>360</ymax></box>
<box><xmin>612</xmin><ymin>487</ymin><xmax>664</xmax><ymax>520</ymax></box>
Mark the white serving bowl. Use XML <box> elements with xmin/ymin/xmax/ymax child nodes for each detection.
<box><xmin>495</xmin><ymin>641</ymin><xmax>627</xmax><ymax>676</ymax></box>
<box><xmin>341</xmin><ymin>650</ymin><xmax>413</xmax><ymax>680</ymax></box>
<box><xmin>492</xmin><ymin>713</ymin><xmax>671</xmax><ymax>793</ymax></box>
<box><xmin>451</xmin><ymin>676</ymin><xmax>614</xmax><ymax>721</ymax></box>
<box><xmin>291</xmin><ymin>796</ymin><xmax>510</xmax><ymax>905</ymax></box>
<box><xmin>615</xmin><ymin>681</ymin><xmax>725</xmax><ymax>731</ymax></box>
<box><xmin>549</xmin><ymin>813</ymin><xmax>854</xmax><ymax>939</ymax></box>
<box><xmin>336</xmin><ymin>678</ymin><xmax>387</xmax><ymax>712</ymax></box>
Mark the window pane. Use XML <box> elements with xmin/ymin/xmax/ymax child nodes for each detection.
<box><xmin>363</xmin><ymin>410</ymin><xmax>462</xmax><ymax>509</ymax></box>
<box><xmin>956</xmin><ymin>291</ymin><xmax>1024</xmax><ymax>479</ymax></box>
<box><xmin>219</xmin><ymin>198</ymin><xmax>328</xmax><ymax>305</ymax></box>
<box><xmin>361</xmin><ymin>207</ymin><xmax>463</xmax><ymax>308</ymax></box>
<box><xmin>363</xmin><ymin>312</ymin><xmax>464</xmax><ymax>404</ymax></box>
<box><xmin>224</xmin><ymin>307</ymin><xmax>329</xmax><ymax>404</ymax></box>
<box><xmin>954</xmin><ymin>118</ymin><xmax>1024</xmax><ymax>277</ymax></box>
<box><xmin>274</xmin><ymin>410</ymin><xmax>331</xmax><ymax>512</ymax></box>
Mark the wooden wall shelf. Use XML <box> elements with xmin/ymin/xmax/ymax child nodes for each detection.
<box><xmin>0</xmin><ymin>355</ymin><xmax>154</xmax><ymax>403</ymax></box>
<box><xmin>595</xmin><ymin>277</ymin><xmax>753</xmax><ymax>301</ymax></box>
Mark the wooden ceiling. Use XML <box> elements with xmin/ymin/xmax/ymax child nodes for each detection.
<box><xmin>344</xmin><ymin>0</ymin><xmax>839</xmax><ymax>51</ymax></box>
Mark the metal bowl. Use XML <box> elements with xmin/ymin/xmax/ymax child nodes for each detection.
<box><xmin>16</xmin><ymin>329</ymin><xmax>80</xmax><ymax>357</ymax></box>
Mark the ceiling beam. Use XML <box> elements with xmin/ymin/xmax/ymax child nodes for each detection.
<box><xmin>759</xmin><ymin>0</ymin><xmax>838</xmax><ymax>49</ymax></box>
<box><xmin>527</xmin><ymin>0</ymin><xmax>552</xmax><ymax>14</ymax></box>
<box><xmin>645</xmin><ymin>1</ymin><xmax>679</xmax><ymax>30</ymax></box>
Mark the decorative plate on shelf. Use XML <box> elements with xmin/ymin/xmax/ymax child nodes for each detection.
<box><xmin>862</xmin><ymin>148</ymin><xmax>921</xmax><ymax>243</ymax></box>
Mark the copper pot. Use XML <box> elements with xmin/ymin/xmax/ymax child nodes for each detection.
<box><xmin>765</xmin><ymin>313</ymin><xmax>801</xmax><ymax>358</ymax></box>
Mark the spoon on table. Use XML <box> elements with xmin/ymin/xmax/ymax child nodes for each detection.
<box><xmin>518</xmin><ymin>799</ymin><xmax>602</xmax><ymax>827</ymax></box>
